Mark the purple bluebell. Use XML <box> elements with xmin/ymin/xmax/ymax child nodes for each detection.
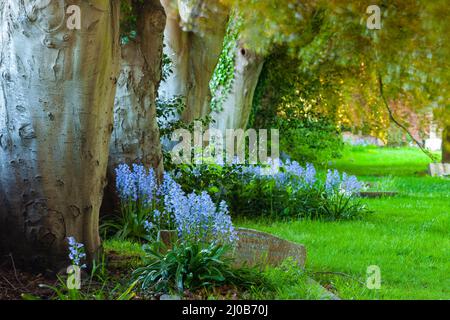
<box><xmin>67</xmin><ymin>237</ymin><xmax>86</xmax><ymax>268</ymax></box>
<box><xmin>340</xmin><ymin>173</ymin><xmax>363</xmax><ymax>195</ymax></box>
<box><xmin>174</xmin><ymin>191</ymin><xmax>237</xmax><ymax>245</ymax></box>
<box><xmin>304</xmin><ymin>163</ymin><xmax>317</xmax><ymax>188</ymax></box>
<box><xmin>144</xmin><ymin>221</ymin><xmax>154</xmax><ymax>233</ymax></box>
<box><xmin>115</xmin><ymin>164</ymin><xmax>138</xmax><ymax>201</ymax></box>
<box><xmin>326</xmin><ymin>169</ymin><xmax>341</xmax><ymax>193</ymax></box>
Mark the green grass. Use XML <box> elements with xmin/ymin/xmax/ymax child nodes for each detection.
<box><xmin>104</xmin><ymin>239</ymin><xmax>145</xmax><ymax>257</ymax></box>
<box><xmin>329</xmin><ymin>145</ymin><xmax>440</xmax><ymax>176</ymax></box>
<box><xmin>238</xmin><ymin>146</ymin><xmax>450</xmax><ymax>299</ymax></box>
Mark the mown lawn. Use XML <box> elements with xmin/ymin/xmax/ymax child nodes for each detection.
<box><xmin>238</xmin><ymin>146</ymin><xmax>450</xmax><ymax>299</ymax></box>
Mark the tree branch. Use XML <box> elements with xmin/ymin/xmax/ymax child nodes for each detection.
<box><xmin>377</xmin><ymin>73</ymin><xmax>437</xmax><ymax>162</ymax></box>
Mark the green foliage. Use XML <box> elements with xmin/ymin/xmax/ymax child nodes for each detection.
<box><xmin>210</xmin><ymin>15</ymin><xmax>241</xmax><ymax>112</ymax></box>
<box><xmin>161</xmin><ymin>49</ymin><xmax>173</xmax><ymax>83</ymax></box>
<box><xmin>249</xmin><ymin>47</ymin><xmax>344</xmax><ymax>164</ymax></box>
<box><xmin>134</xmin><ymin>242</ymin><xmax>241</xmax><ymax>294</ymax></box>
<box><xmin>234</xmin><ymin>0</ymin><xmax>449</xmax><ymax>145</ymax></box>
<box><xmin>120</xmin><ymin>0</ymin><xmax>144</xmax><ymax>43</ymax></box>
<box><xmin>321</xmin><ymin>192</ymin><xmax>368</xmax><ymax>221</ymax></box>
<box><xmin>101</xmin><ymin>200</ymin><xmax>153</xmax><ymax>242</ymax></box>
<box><xmin>156</xmin><ymin>95</ymin><xmax>215</xmax><ymax>170</ymax></box>
<box><xmin>278</xmin><ymin>117</ymin><xmax>343</xmax><ymax>165</ymax></box>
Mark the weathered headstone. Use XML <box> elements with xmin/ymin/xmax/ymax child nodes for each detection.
<box><xmin>232</xmin><ymin>228</ymin><xmax>306</xmax><ymax>268</ymax></box>
<box><xmin>158</xmin><ymin>228</ymin><xmax>307</xmax><ymax>268</ymax></box>
<box><xmin>425</xmin><ymin>119</ymin><xmax>442</xmax><ymax>152</ymax></box>
<box><xmin>429</xmin><ymin>163</ymin><xmax>450</xmax><ymax>177</ymax></box>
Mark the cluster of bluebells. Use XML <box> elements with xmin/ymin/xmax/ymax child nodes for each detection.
<box><xmin>67</xmin><ymin>237</ymin><xmax>86</xmax><ymax>269</ymax></box>
<box><xmin>181</xmin><ymin>157</ymin><xmax>321</xmax><ymax>192</ymax></box>
<box><xmin>183</xmin><ymin>157</ymin><xmax>363</xmax><ymax>198</ymax></box>
<box><xmin>277</xmin><ymin>160</ymin><xmax>317</xmax><ymax>190</ymax></box>
<box><xmin>116</xmin><ymin>164</ymin><xmax>157</xmax><ymax>204</ymax></box>
<box><xmin>173</xmin><ymin>192</ymin><xmax>237</xmax><ymax>245</ymax></box>
<box><xmin>232</xmin><ymin>158</ymin><xmax>319</xmax><ymax>192</ymax></box>
<box><xmin>115</xmin><ymin>164</ymin><xmax>237</xmax><ymax>245</ymax></box>
<box><xmin>325</xmin><ymin>169</ymin><xmax>363</xmax><ymax>196</ymax></box>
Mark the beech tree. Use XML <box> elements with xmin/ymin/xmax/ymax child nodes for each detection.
<box><xmin>102</xmin><ymin>0</ymin><xmax>167</xmax><ymax>216</ymax></box>
<box><xmin>159</xmin><ymin>0</ymin><xmax>229</xmax><ymax>123</ymax></box>
<box><xmin>108</xmin><ymin>0</ymin><xmax>166</xmax><ymax>178</ymax></box>
<box><xmin>0</xmin><ymin>0</ymin><xmax>120</xmax><ymax>269</ymax></box>
<box><xmin>211</xmin><ymin>40</ymin><xmax>264</xmax><ymax>132</ymax></box>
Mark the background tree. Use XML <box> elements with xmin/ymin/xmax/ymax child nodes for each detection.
<box><xmin>159</xmin><ymin>0</ymin><xmax>229</xmax><ymax>123</ymax></box>
<box><xmin>0</xmin><ymin>0</ymin><xmax>120</xmax><ymax>269</ymax></box>
<box><xmin>103</xmin><ymin>0</ymin><xmax>167</xmax><ymax>215</ymax></box>
<box><xmin>224</xmin><ymin>0</ymin><xmax>449</xmax><ymax>161</ymax></box>
<box><xmin>210</xmin><ymin>16</ymin><xmax>265</xmax><ymax>132</ymax></box>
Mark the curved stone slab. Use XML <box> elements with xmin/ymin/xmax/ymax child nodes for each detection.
<box><xmin>429</xmin><ymin>163</ymin><xmax>450</xmax><ymax>177</ymax></box>
<box><xmin>158</xmin><ymin>228</ymin><xmax>307</xmax><ymax>268</ymax></box>
<box><xmin>232</xmin><ymin>228</ymin><xmax>306</xmax><ymax>268</ymax></box>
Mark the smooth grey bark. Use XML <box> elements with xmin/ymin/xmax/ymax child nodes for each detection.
<box><xmin>103</xmin><ymin>0</ymin><xmax>166</xmax><ymax>214</ymax></box>
<box><xmin>0</xmin><ymin>0</ymin><xmax>120</xmax><ymax>269</ymax></box>
<box><xmin>109</xmin><ymin>0</ymin><xmax>165</xmax><ymax>177</ymax></box>
<box><xmin>212</xmin><ymin>42</ymin><xmax>264</xmax><ymax>132</ymax></box>
<box><xmin>159</xmin><ymin>0</ymin><xmax>228</xmax><ymax>123</ymax></box>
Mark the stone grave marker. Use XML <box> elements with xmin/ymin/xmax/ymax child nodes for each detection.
<box><xmin>232</xmin><ymin>228</ymin><xmax>306</xmax><ymax>268</ymax></box>
<box><xmin>429</xmin><ymin>163</ymin><xmax>450</xmax><ymax>177</ymax></box>
<box><xmin>158</xmin><ymin>228</ymin><xmax>307</xmax><ymax>268</ymax></box>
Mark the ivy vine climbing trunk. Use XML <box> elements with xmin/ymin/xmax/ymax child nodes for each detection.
<box><xmin>212</xmin><ymin>42</ymin><xmax>264</xmax><ymax>131</ymax></box>
<box><xmin>443</xmin><ymin>125</ymin><xmax>450</xmax><ymax>163</ymax></box>
<box><xmin>0</xmin><ymin>0</ymin><xmax>120</xmax><ymax>270</ymax></box>
<box><xmin>104</xmin><ymin>0</ymin><xmax>166</xmax><ymax>214</ymax></box>
<box><xmin>159</xmin><ymin>0</ymin><xmax>229</xmax><ymax>123</ymax></box>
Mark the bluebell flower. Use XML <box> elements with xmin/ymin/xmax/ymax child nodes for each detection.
<box><xmin>326</xmin><ymin>169</ymin><xmax>341</xmax><ymax>193</ymax></box>
<box><xmin>144</xmin><ymin>221</ymin><xmax>154</xmax><ymax>233</ymax></box>
<box><xmin>304</xmin><ymin>163</ymin><xmax>317</xmax><ymax>188</ymax></box>
<box><xmin>284</xmin><ymin>160</ymin><xmax>304</xmax><ymax>177</ymax></box>
<box><xmin>173</xmin><ymin>191</ymin><xmax>237</xmax><ymax>245</ymax></box>
<box><xmin>191</xmin><ymin>167</ymin><xmax>201</xmax><ymax>177</ymax></box>
<box><xmin>115</xmin><ymin>164</ymin><xmax>138</xmax><ymax>200</ymax></box>
<box><xmin>340</xmin><ymin>173</ymin><xmax>363</xmax><ymax>196</ymax></box>
<box><xmin>114</xmin><ymin>163</ymin><xmax>237</xmax><ymax>245</ymax></box>
<box><xmin>325</xmin><ymin>170</ymin><xmax>362</xmax><ymax>196</ymax></box>
<box><xmin>67</xmin><ymin>237</ymin><xmax>86</xmax><ymax>268</ymax></box>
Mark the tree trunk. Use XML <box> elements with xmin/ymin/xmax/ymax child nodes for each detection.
<box><xmin>0</xmin><ymin>0</ymin><xmax>120</xmax><ymax>270</ymax></box>
<box><xmin>443</xmin><ymin>125</ymin><xmax>450</xmax><ymax>163</ymax></box>
<box><xmin>159</xmin><ymin>0</ymin><xmax>228</xmax><ymax>123</ymax></box>
<box><xmin>104</xmin><ymin>0</ymin><xmax>166</xmax><ymax>214</ymax></box>
<box><xmin>212</xmin><ymin>42</ymin><xmax>264</xmax><ymax>132</ymax></box>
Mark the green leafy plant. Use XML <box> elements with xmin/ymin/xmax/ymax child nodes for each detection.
<box><xmin>210</xmin><ymin>14</ymin><xmax>242</xmax><ymax>112</ymax></box>
<box><xmin>320</xmin><ymin>191</ymin><xmax>369</xmax><ymax>220</ymax></box>
<box><xmin>101</xmin><ymin>202</ymin><xmax>152</xmax><ymax>242</ymax></box>
<box><xmin>133</xmin><ymin>242</ymin><xmax>237</xmax><ymax>294</ymax></box>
